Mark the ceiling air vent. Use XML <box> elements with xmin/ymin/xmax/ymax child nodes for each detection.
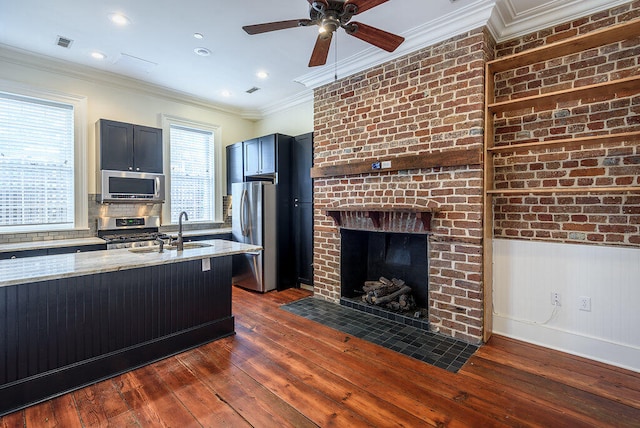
<box><xmin>246</xmin><ymin>87</ymin><xmax>260</xmax><ymax>94</ymax></box>
<box><xmin>56</xmin><ymin>36</ymin><xmax>73</xmax><ymax>48</ymax></box>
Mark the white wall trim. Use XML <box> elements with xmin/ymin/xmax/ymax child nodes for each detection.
<box><xmin>487</xmin><ymin>0</ymin><xmax>633</xmax><ymax>42</ymax></box>
<box><xmin>160</xmin><ymin>114</ymin><xmax>224</xmax><ymax>225</ymax></box>
<box><xmin>494</xmin><ymin>314</ymin><xmax>640</xmax><ymax>372</ymax></box>
<box><xmin>0</xmin><ymin>79</ymin><xmax>88</xmax><ymax>232</ymax></box>
<box><xmin>0</xmin><ymin>44</ymin><xmax>244</xmax><ymax>118</ymax></box>
<box><xmin>492</xmin><ymin>238</ymin><xmax>640</xmax><ymax>373</ymax></box>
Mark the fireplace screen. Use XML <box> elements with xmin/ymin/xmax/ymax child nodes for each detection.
<box><xmin>340</xmin><ymin>229</ymin><xmax>429</xmax><ymax>311</ymax></box>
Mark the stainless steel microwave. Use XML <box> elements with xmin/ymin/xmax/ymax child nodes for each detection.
<box><xmin>99</xmin><ymin>170</ymin><xmax>165</xmax><ymax>203</ymax></box>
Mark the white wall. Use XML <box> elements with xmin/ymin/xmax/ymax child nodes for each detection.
<box><xmin>254</xmin><ymin>100</ymin><xmax>314</xmax><ymax>138</ymax></box>
<box><xmin>0</xmin><ymin>47</ymin><xmax>257</xmax><ymax>193</ymax></box>
<box><xmin>493</xmin><ymin>238</ymin><xmax>640</xmax><ymax>372</ymax></box>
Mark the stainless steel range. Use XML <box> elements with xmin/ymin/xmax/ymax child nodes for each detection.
<box><xmin>98</xmin><ymin>215</ymin><xmax>168</xmax><ymax>249</ymax></box>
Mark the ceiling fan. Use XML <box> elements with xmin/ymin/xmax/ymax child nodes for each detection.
<box><xmin>242</xmin><ymin>0</ymin><xmax>405</xmax><ymax>67</ymax></box>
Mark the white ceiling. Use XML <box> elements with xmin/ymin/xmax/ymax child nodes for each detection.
<box><xmin>0</xmin><ymin>0</ymin><xmax>628</xmax><ymax>118</ymax></box>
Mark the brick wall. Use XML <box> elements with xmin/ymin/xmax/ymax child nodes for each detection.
<box><xmin>492</xmin><ymin>2</ymin><xmax>640</xmax><ymax>247</ymax></box>
<box><xmin>313</xmin><ymin>28</ymin><xmax>492</xmax><ymax>344</ymax></box>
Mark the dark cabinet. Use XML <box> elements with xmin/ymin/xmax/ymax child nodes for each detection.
<box><xmin>226</xmin><ymin>142</ymin><xmax>243</xmax><ymax>195</ymax></box>
<box><xmin>0</xmin><ymin>244</ymin><xmax>106</xmax><ymax>260</ymax></box>
<box><xmin>97</xmin><ymin>119</ymin><xmax>163</xmax><ymax>173</ymax></box>
<box><xmin>292</xmin><ymin>132</ymin><xmax>314</xmax><ymax>287</ymax></box>
<box><xmin>243</xmin><ymin>134</ymin><xmax>277</xmax><ymax>176</ymax></box>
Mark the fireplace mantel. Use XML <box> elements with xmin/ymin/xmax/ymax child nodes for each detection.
<box><xmin>321</xmin><ymin>206</ymin><xmax>438</xmax><ymax>230</ymax></box>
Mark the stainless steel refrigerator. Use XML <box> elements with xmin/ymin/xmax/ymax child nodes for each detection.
<box><xmin>232</xmin><ymin>181</ymin><xmax>277</xmax><ymax>292</ymax></box>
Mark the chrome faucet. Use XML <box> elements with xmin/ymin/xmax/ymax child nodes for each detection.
<box><xmin>177</xmin><ymin>211</ymin><xmax>189</xmax><ymax>251</ymax></box>
<box><xmin>154</xmin><ymin>237</ymin><xmax>165</xmax><ymax>253</ymax></box>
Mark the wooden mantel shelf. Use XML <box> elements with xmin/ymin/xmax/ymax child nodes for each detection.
<box><xmin>310</xmin><ymin>147</ymin><xmax>481</xmax><ymax>179</ymax></box>
<box><xmin>321</xmin><ymin>206</ymin><xmax>438</xmax><ymax>229</ymax></box>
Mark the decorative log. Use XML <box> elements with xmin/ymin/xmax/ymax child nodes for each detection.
<box><xmin>363</xmin><ymin>281</ymin><xmax>385</xmax><ymax>293</ymax></box>
<box><xmin>379</xmin><ymin>277</ymin><xmax>393</xmax><ymax>286</ymax></box>
<box><xmin>373</xmin><ymin>285</ymin><xmax>400</xmax><ymax>298</ymax></box>
<box><xmin>373</xmin><ymin>285</ymin><xmax>411</xmax><ymax>305</ymax></box>
<box><xmin>391</xmin><ymin>278</ymin><xmax>405</xmax><ymax>287</ymax></box>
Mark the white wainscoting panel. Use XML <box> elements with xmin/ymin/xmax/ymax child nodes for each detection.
<box><xmin>492</xmin><ymin>238</ymin><xmax>640</xmax><ymax>372</ymax></box>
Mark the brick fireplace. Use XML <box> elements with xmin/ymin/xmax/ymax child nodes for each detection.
<box><xmin>311</xmin><ymin>28</ymin><xmax>491</xmax><ymax>344</ymax></box>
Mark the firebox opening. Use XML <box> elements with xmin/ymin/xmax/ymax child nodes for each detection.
<box><xmin>340</xmin><ymin>229</ymin><xmax>429</xmax><ymax>310</ymax></box>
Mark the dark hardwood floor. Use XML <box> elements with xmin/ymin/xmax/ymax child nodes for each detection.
<box><xmin>2</xmin><ymin>286</ymin><xmax>639</xmax><ymax>427</ymax></box>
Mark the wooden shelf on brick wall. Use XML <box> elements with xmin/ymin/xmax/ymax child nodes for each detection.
<box><xmin>487</xmin><ymin>131</ymin><xmax>640</xmax><ymax>154</ymax></box>
<box><xmin>321</xmin><ymin>206</ymin><xmax>438</xmax><ymax>230</ymax></box>
<box><xmin>482</xmin><ymin>18</ymin><xmax>640</xmax><ymax>343</ymax></box>
<box><xmin>310</xmin><ymin>147</ymin><xmax>481</xmax><ymax>178</ymax></box>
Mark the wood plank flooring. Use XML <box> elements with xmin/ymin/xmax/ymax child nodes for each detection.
<box><xmin>2</xmin><ymin>286</ymin><xmax>639</xmax><ymax>427</ymax></box>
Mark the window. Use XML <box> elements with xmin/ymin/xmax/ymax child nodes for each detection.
<box><xmin>0</xmin><ymin>87</ymin><xmax>87</xmax><ymax>232</ymax></box>
<box><xmin>163</xmin><ymin>116</ymin><xmax>222</xmax><ymax>224</ymax></box>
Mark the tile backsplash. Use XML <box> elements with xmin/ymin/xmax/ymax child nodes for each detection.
<box><xmin>0</xmin><ymin>195</ymin><xmax>231</xmax><ymax>244</ymax></box>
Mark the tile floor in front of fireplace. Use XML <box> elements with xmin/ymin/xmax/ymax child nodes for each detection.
<box><xmin>281</xmin><ymin>297</ymin><xmax>478</xmax><ymax>373</ymax></box>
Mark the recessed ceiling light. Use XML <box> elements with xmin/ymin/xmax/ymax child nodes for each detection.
<box><xmin>256</xmin><ymin>71</ymin><xmax>269</xmax><ymax>79</ymax></box>
<box><xmin>91</xmin><ymin>51</ymin><xmax>106</xmax><ymax>60</ymax></box>
<box><xmin>221</xmin><ymin>90</ymin><xmax>232</xmax><ymax>97</ymax></box>
<box><xmin>194</xmin><ymin>47</ymin><xmax>211</xmax><ymax>57</ymax></box>
<box><xmin>108</xmin><ymin>13</ymin><xmax>131</xmax><ymax>26</ymax></box>
<box><xmin>193</xmin><ymin>33</ymin><xmax>204</xmax><ymax>39</ymax></box>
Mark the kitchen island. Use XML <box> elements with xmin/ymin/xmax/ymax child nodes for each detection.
<box><xmin>0</xmin><ymin>239</ymin><xmax>260</xmax><ymax>416</ymax></box>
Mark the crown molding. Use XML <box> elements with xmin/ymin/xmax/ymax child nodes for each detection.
<box><xmin>487</xmin><ymin>0</ymin><xmax>633</xmax><ymax>42</ymax></box>
<box><xmin>294</xmin><ymin>0</ymin><xmax>496</xmax><ymax>89</ymax></box>
<box><xmin>0</xmin><ymin>44</ymin><xmax>246</xmax><ymax>118</ymax></box>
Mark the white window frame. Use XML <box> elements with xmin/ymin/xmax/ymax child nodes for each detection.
<box><xmin>0</xmin><ymin>80</ymin><xmax>88</xmax><ymax>234</ymax></box>
<box><xmin>161</xmin><ymin>114</ymin><xmax>223</xmax><ymax>225</ymax></box>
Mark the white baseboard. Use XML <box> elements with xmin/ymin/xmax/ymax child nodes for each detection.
<box><xmin>493</xmin><ymin>313</ymin><xmax>640</xmax><ymax>373</ymax></box>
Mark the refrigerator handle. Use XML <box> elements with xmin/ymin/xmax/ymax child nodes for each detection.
<box><xmin>240</xmin><ymin>189</ymin><xmax>248</xmax><ymax>236</ymax></box>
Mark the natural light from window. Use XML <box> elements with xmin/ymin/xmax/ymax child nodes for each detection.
<box><xmin>168</xmin><ymin>124</ymin><xmax>215</xmax><ymax>223</ymax></box>
<box><xmin>0</xmin><ymin>92</ymin><xmax>75</xmax><ymax>231</ymax></box>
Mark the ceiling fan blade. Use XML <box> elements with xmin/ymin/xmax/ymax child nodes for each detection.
<box><xmin>309</xmin><ymin>33</ymin><xmax>333</xmax><ymax>67</ymax></box>
<box><xmin>345</xmin><ymin>0</ymin><xmax>389</xmax><ymax>14</ymax></box>
<box><xmin>243</xmin><ymin>19</ymin><xmax>310</xmax><ymax>35</ymax></box>
<box><xmin>346</xmin><ymin>22</ymin><xmax>404</xmax><ymax>52</ymax></box>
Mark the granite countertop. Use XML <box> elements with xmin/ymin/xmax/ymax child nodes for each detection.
<box><xmin>0</xmin><ymin>239</ymin><xmax>261</xmax><ymax>288</ymax></box>
<box><xmin>0</xmin><ymin>237</ymin><xmax>106</xmax><ymax>253</ymax></box>
<box><xmin>165</xmin><ymin>228</ymin><xmax>232</xmax><ymax>239</ymax></box>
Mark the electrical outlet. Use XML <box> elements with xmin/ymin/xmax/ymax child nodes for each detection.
<box><xmin>579</xmin><ymin>296</ymin><xmax>591</xmax><ymax>312</ymax></box>
<box><xmin>551</xmin><ymin>292</ymin><xmax>561</xmax><ymax>306</ymax></box>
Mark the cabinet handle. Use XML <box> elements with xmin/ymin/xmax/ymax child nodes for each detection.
<box><xmin>128</xmin><ymin>166</ymin><xmax>133</xmax><ymax>171</ymax></box>
<box><xmin>76</xmin><ymin>249</ymin><xmax>81</xmax><ymax>253</ymax></box>
<box><xmin>136</xmin><ymin>167</ymin><xmax>140</xmax><ymax>171</ymax></box>
<box><xmin>11</xmin><ymin>255</ymin><xmax>16</xmax><ymax>259</ymax></box>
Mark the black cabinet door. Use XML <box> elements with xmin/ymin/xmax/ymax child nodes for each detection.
<box><xmin>243</xmin><ymin>138</ymin><xmax>260</xmax><ymax>176</ymax></box>
<box><xmin>47</xmin><ymin>244</ymin><xmax>107</xmax><ymax>255</ymax></box>
<box><xmin>226</xmin><ymin>142</ymin><xmax>244</xmax><ymax>194</ymax></box>
<box><xmin>294</xmin><ymin>201</ymin><xmax>314</xmax><ymax>286</ymax></box>
<box><xmin>133</xmin><ymin>125</ymin><xmax>163</xmax><ymax>173</ymax></box>
<box><xmin>99</xmin><ymin>119</ymin><xmax>134</xmax><ymax>171</ymax></box>
<box><xmin>0</xmin><ymin>249</ymin><xmax>47</xmax><ymax>260</ymax></box>
<box><xmin>292</xmin><ymin>132</ymin><xmax>314</xmax><ymax>286</ymax></box>
<box><xmin>98</xmin><ymin>119</ymin><xmax>162</xmax><ymax>173</ymax></box>
<box><xmin>259</xmin><ymin>134</ymin><xmax>276</xmax><ymax>174</ymax></box>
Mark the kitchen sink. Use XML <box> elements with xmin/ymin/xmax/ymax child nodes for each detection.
<box><xmin>166</xmin><ymin>242</ymin><xmax>213</xmax><ymax>250</ymax></box>
<box><xmin>128</xmin><ymin>242</ymin><xmax>212</xmax><ymax>253</ymax></box>
<box><xmin>128</xmin><ymin>246</ymin><xmax>163</xmax><ymax>254</ymax></box>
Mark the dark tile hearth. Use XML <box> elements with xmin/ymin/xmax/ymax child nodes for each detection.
<box><xmin>281</xmin><ymin>297</ymin><xmax>477</xmax><ymax>373</ymax></box>
<box><xmin>340</xmin><ymin>297</ymin><xmax>430</xmax><ymax>331</ymax></box>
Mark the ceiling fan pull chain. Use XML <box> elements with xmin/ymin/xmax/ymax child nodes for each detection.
<box><xmin>334</xmin><ymin>30</ymin><xmax>339</xmax><ymax>81</ymax></box>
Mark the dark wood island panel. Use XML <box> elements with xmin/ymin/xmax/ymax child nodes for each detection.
<box><xmin>0</xmin><ymin>256</ymin><xmax>233</xmax><ymax>416</ymax></box>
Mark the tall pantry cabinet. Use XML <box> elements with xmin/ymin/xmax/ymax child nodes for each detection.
<box><xmin>227</xmin><ymin>132</ymin><xmax>314</xmax><ymax>289</ymax></box>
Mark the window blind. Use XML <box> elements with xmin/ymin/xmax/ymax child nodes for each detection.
<box><xmin>0</xmin><ymin>92</ymin><xmax>75</xmax><ymax>229</ymax></box>
<box><xmin>169</xmin><ymin>124</ymin><xmax>214</xmax><ymax>223</ymax></box>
